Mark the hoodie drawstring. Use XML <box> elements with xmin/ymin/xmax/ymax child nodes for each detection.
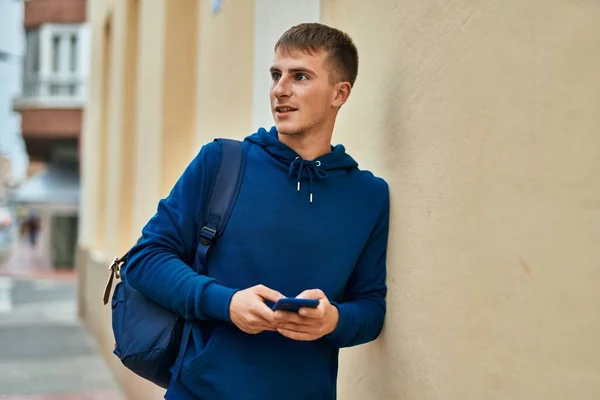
<box><xmin>289</xmin><ymin>157</ymin><xmax>329</xmax><ymax>203</ymax></box>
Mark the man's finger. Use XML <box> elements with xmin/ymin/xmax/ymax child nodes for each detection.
<box><xmin>298</xmin><ymin>306</ymin><xmax>325</xmax><ymax>319</ymax></box>
<box><xmin>274</xmin><ymin>313</ymin><xmax>315</xmax><ymax>328</ymax></box>
<box><xmin>256</xmin><ymin>324</ymin><xmax>277</xmax><ymax>332</ymax></box>
<box><xmin>255</xmin><ymin>285</ymin><xmax>285</xmax><ymax>303</ymax></box>
<box><xmin>273</xmin><ymin>310</ymin><xmax>309</xmax><ymax>324</ymax></box>
<box><xmin>279</xmin><ymin>322</ymin><xmax>317</xmax><ymax>332</ymax></box>
<box><xmin>277</xmin><ymin>328</ymin><xmax>315</xmax><ymax>341</ymax></box>
<box><xmin>248</xmin><ymin>314</ymin><xmax>275</xmax><ymax>326</ymax></box>
<box><xmin>252</xmin><ymin>300</ymin><xmax>277</xmax><ymax>323</ymax></box>
<box><xmin>296</xmin><ymin>289</ymin><xmax>325</xmax><ymax>300</ymax></box>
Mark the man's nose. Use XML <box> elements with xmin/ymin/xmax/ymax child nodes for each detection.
<box><xmin>273</xmin><ymin>77</ymin><xmax>291</xmax><ymax>98</ymax></box>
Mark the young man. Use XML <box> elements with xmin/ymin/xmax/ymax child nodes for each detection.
<box><xmin>124</xmin><ymin>23</ymin><xmax>390</xmax><ymax>399</ymax></box>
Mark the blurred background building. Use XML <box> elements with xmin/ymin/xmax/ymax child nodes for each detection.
<box><xmin>76</xmin><ymin>1</ymin><xmax>600</xmax><ymax>400</ymax></box>
<box><xmin>8</xmin><ymin>0</ymin><xmax>89</xmax><ymax>270</ymax></box>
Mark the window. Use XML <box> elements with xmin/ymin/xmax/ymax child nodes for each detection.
<box><xmin>28</xmin><ymin>30</ymin><xmax>40</xmax><ymax>73</ymax></box>
<box><xmin>52</xmin><ymin>34</ymin><xmax>60</xmax><ymax>73</ymax></box>
<box><xmin>70</xmin><ymin>34</ymin><xmax>78</xmax><ymax>72</ymax></box>
<box><xmin>22</xmin><ymin>24</ymin><xmax>86</xmax><ymax>102</ymax></box>
<box><xmin>23</xmin><ymin>30</ymin><xmax>41</xmax><ymax>97</ymax></box>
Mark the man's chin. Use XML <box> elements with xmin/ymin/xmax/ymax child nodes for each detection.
<box><xmin>274</xmin><ymin>124</ymin><xmax>302</xmax><ymax>136</ymax></box>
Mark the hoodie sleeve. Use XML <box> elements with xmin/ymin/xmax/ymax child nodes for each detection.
<box><xmin>122</xmin><ymin>142</ymin><xmax>238</xmax><ymax>323</ymax></box>
<box><xmin>326</xmin><ymin>180</ymin><xmax>390</xmax><ymax>348</ymax></box>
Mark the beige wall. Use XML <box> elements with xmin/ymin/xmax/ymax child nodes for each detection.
<box><xmin>80</xmin><ymin>0</ymin><xmax>169</xmax><ymax>399</ymax></box>
<box><xmin>194</xmin><ymin>0</ymin><xmax>255</xmax><ymax>146</ymax></box>
<box><xmin>131</xmin><ymin>0</ymin><xmax>165</xmax><ymax>238</ymax></box>
<box><xmin>79</xmin><ymin>1</ymin><xmax>254</xmax><ymax>399</ymax></box>
<box><xmin>79</xmin><ymin>1</ymin><xmax>600</xmax><ymax>399</ymax></box>
<box><xmin>322</xmin><ymin>1</ymin><xmax>600</xmax><ymax>399</ymax></box>
<box><xmin>160</xmin><ymin>0</ymin><xmax>198</xmax><ymax>197</ymax></box>
<box><xmin>252</xmin><ymin>0</ymin><xmax>320</xmax><ymax>129</ymax></box>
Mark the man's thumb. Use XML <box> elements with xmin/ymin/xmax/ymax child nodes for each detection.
<box><xmin>254</xmin><ymin>284</ymin><xmax>284</xmax><ymax>302</ymax></box>
<box><xmin>296</xmin><ymin>289</ymin><xmax>325</xmax><ymax>299</ymax></box>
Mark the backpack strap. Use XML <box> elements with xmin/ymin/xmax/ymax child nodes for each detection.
<box><xmin>102</xmin><ymin>139</ymin><xmax>245</xmax><ymax>305</ymax></box>
<box><xmin>194</xmin><ymin>138</ymin><xmax>245</xmax><ymax>271</ymax></box>
<box><xmin>172</xmin><ymin>138</ymin><xmax>245</xmax><ymax>382</ymax></box>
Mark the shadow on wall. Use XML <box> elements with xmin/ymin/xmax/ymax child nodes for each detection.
<box><xmin>380</xmin><ymin>61</ymin><xmax>407</xmax><ymax>175</ymax></box>
<box><xmin>368</xmin><ymin>59</ymin><xmax>410</xmax><ymax>398</ymax></box>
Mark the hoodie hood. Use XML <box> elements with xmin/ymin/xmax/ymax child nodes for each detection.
<box><xmin>246</xmin><ymin>126</ymin><xmax>358</xmax><ymax>170</ymax></box>
<box><xmin>245</xmin><ymin>126</ymin><xmax>359</xmax><ymax>203</ymax></box>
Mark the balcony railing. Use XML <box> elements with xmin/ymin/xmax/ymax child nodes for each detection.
<box><xmin>15</xmin><ymin>75</ymin><xmax>86</xmax><ymax>108</ymax></box>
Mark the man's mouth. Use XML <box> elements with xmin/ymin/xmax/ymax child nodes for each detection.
<box><xmin>275</xmin><ymin>106</ymin><xmax>298</xmax><ymax>113</ymax></box>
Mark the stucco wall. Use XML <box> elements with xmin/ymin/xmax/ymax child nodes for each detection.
<box><xmin>79</xmin><ymin>1</ymin><xmax>600</xmax><ymax>399</ymax></box>
<box><xmin>321</xmin><ymin>1</ymin><xmax>600</xmax><ymax>399</ymax></box>
<box><xmin>252</xmin><ymin>0</ymin><xmax>320</xmax><ymax>130</ymax></box>
<box><xmin>79</xmin><ymin>1</ymin><xmax>256</xmax><ymax>398</ymax></box>
<box><xmin>79</xmin><ymin>0</ymin><xmax>168</xmax><ymax>399</ymax></box>
<box><xmin>194</xmin><ymin>0</ymin><xmax>255</xmax><ymax>146</ymax></box>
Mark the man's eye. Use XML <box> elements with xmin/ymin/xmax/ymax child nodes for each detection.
<box><xmin>296</xmin><ymin>73</ymin><xmax>308</xmax><ymax>81</ymax></box>
<box><xmin>271</xmin><ymin>72</ymin><xmax>281</xmax><ymax>80</ymax></box>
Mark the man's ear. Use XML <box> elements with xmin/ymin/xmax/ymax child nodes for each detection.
<box><xmin>331</xmin><ymin>82</ymin><xmax>352</xmax><ymax>108</ymax></box>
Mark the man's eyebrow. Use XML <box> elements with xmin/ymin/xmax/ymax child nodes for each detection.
<box><xmin>270</xmin><ymin>66</ymin><xmax>317</xmax><ymax>75</ymax></box>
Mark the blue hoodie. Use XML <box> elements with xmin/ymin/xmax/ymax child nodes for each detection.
<box><xmin>124</xmin><ymin>127</ymin><xmax>390</xmax><ymax>400</ymax></box>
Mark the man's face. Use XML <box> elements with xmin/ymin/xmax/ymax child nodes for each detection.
<box><xmin>270</xmin><ymin>47</ymin><xmax>337</xmax><ymax>136</ymax></box>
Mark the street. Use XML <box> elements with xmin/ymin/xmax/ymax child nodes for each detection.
<box><xmin>0</xmin><ymin>267</ymin><xmax>123</xmax><ymax>398</ymax></box>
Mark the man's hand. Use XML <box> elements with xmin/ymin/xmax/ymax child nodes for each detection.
<box><xmin>230</xmin><ymin>285</ymin><xmax>284</xmax><ymax>335</ymax></box>
<box><xmin>274</xmin><ymin>289</ymin><xmax>339</xmax><ymax>341</ymax></box>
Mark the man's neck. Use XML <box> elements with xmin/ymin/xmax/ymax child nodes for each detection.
<box><xmin>278</xmin><ymin>126</ymin><xmax>334</xmax><ymax>161</ymax></box>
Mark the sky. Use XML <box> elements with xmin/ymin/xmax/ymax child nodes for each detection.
<box><xmin>0</xmin><ymin>0</ymin><xmax>30</xmax><ymax>182</ymax></box>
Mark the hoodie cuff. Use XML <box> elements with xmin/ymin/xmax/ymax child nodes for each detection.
<box><xmin>201</xmin><ymin>282</ymin><xmax>238</xmax><ymax>322</ymax></box>
<box><xmin>325</xmin><ymin>302</ymin><xmax>355</xmax><ymax>346</ymax></box>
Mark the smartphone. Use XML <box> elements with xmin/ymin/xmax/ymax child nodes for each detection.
<box><xmin>271</xmin><ymin>298</ymin><xmax>319</xmax><ymax>312</ymax></box>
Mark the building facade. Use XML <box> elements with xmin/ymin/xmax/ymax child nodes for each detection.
<box><xmin>11</xmin><ymin>0</ymin><xmax>89</xmax><ymax>268</ymax></box>
<box><xmin>78</xmin><ymin>1</ymin><xmax>600</xmax><ymax>399</ymax></box>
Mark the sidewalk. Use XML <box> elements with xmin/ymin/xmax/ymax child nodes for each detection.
<box><xmin>0</xmin><ymin>241</ymin><xmax>124</xmax><ymax>399</ymax></box>
<box><xmin>1</xmin><ymin>236</ymin><xmax>74</xmax><ymax>280</ymax></box>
